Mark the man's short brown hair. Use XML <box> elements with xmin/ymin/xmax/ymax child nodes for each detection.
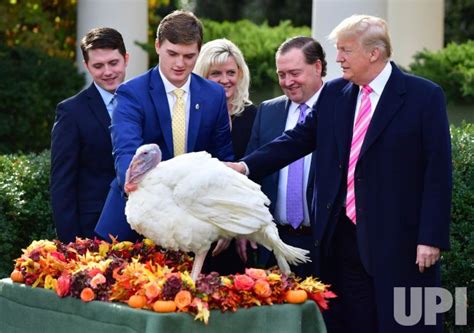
<box><xmin>80</xmin><ymin>27</ymin><xmax>126</xmax><ymax>63</ymax></box>
<box><xmin>156</xmin><ymin>10</ymin><xmax>203</xmax><ymax>49</ymax></box>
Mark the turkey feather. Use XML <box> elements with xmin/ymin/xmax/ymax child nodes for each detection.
<box><xmin>124</xmin><ymin>145</ymin><xmax>310</xmax><ymax>280</ymax></box>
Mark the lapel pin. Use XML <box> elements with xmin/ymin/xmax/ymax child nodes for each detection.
<box><xmin>195</xmin><ymin>104</ymin><xmax>200</xmax><ymax>110</ymax></box>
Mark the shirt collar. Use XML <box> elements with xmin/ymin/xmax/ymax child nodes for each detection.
<box><xmin>94</xmin><ymin>82</ymin><xmax>115</xmax><ymax>106</ymax></box>
<box><xmin>159</xmin><ymin>66</ymin><xmax>191</xmax><ymax>95</ymax></box>
<box><xmin>363</xmin><ymin>61</ymin><xmax>392</xmax><ymax>96</ymax></box>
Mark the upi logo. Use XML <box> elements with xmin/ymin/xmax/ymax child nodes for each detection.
<box><xmin>394</xmin><ymin>287</ymin><xmax>467</xmax><ymax>326</ymax></box>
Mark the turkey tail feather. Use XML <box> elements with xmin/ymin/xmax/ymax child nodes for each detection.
<box><xmin>260</xmin><ymin>225</ymin><xmax>311</xmax><ymax>274</ymax></box>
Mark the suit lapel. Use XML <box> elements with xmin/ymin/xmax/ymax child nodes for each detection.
<box><xmin>149</xmin><ymin>67</ymin><xmax>174</xmax><ymax>155</ymax></box>
<box><xmin>270</xmin><ymin>97</ymin><xmax>291</xmax><ymax>189</ymax></box>
<box><xmin>187</xmin><ymin>74</ymin><xmax>202</xmax><ymax>153</ymax></box>
<box><xmin>270</xmin><ymin>97</ymin><xmax>291</xmax><ymax>138</ymax></box>
<box><xmin>359</xmin><ymin>63</ymin><xmax>405</xmax><ymax>159</ymax></box>
<box><xmin>334</xmin><ymin>82</ymin><xmax>359</xmax><ymax>166</ymax></box>
<box><xmin>87</xmin><ymin>84</ymin><xmax>110</xmax><ymax>135</ymax></box>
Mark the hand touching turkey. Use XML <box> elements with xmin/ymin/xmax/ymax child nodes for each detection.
<box><xmin>124</xmin><ymin>144</ymin><xmax>310</xmax><ymax>281</ymax></box>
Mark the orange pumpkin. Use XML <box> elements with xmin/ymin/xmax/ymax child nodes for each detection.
<box><xmin>128</xmin><ymin>295</ymin><xmax>147</xmax><ymax>309</ymax></box>
<box><xmin>10</xmin><ymin>270</ymin><xmax>24</xmax><ymax>283</ymax></box>
<box><xmin>153</xmin><ymin>300</ymin><xmax>177</xmax><ymax>313</ymax></box>
<box><xmin>285</xmin><ymin>289</ymin><xmax>308</xmax><ymax>304</ymax></box>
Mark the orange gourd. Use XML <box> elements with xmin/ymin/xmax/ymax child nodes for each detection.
<box><xmin>285</xmin><ymin>289</ymin><xmax>308</xmax><ymax>304</ymax></box>
<box><xmin>153</xmin><ymin>300</ymin><xmax>177</xmax><ymax>313</ymax></box>
<box><xmin>10</xmin><ymin>270</ymin><xmax>24</xmax><ymax>283</ymax></box>
<box><xmin>128</xmin><ymin>295</ymin><xmax>147</xmax><ymax>309</ymax></box>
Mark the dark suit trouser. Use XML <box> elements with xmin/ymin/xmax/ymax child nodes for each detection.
<box><xmin>323</xmin><ymin>215</ymin><xmax>378</xmax><ymax>333</ymax></box>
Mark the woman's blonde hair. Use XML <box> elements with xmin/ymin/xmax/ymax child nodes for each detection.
<box><xmin>194</xmin><ymin>38</ymin><xmax>251</xmax><ymax>117</ymax></box>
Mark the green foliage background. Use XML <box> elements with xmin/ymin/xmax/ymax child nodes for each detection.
<box><xmin>0</xmin><ymin>45</ymin><xmax>84</xmax><ymax>154</ymax></box>
<box><xmin>444</xmin><ymin>0</ymin><xmax>474</xmax><ymax>44</ymax></box>
<box><xmin>0</xmin><ymin>0</ymin><xmax>77</xmax><ymax>60</ymax></box>
<box><xmin>0</xmin><ymin>151</ymin><xmax>56</xmax><ymax>277</ymax></box>
<box><xmin>442</xmin><ymin>123</ymin><xmax>474</xmax><ymax>332</ymax></box>
<box><xmin>409</xmin><ymin>41</ymin><xmax>474</xmax><ymax>104</ymax></box>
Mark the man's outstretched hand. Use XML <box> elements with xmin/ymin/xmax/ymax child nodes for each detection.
<box><xmin>225</xmin><ymin>162</ymin><xmax>246</xmax><ymax>175</ymax></box>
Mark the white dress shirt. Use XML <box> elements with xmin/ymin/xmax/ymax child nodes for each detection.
<box><xmin>353</xmin><ymin>62</ymin><xmax>392</xmax><ymax>125</ymax></box>
<box><xmin>159</xmin><ymin>67</ymin><xmax>192</xmax><ymax>152</ymax></box>
<box><xmin>94</xmin><ymin>82</ymin><xmax>116</xmax><ymax>119</ymax></box>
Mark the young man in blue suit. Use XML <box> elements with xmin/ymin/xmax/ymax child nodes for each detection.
<box><xmin>51</xmin><ymin>28</ymin><xmax>129</xmax><ymax>243</ymax></box>
<box><xmin>244</xmin><ymin>36</ymin><xmax>326</xmax><ymax>278</ymax></box>
<box><xmin>95</xmin><ymin>10</ymin><xmax>234</xmax><ymax>241</ymax></box>
<box><xmin>229</xmin><ymin>15</ymin><xmax>451</xmax><ymax>333</ymax></box>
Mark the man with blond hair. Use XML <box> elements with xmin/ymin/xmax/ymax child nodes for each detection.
<box><xmin>229</xmin><ymin>15</ymin><xmax>451</xmax><ymax>332</ymax></box>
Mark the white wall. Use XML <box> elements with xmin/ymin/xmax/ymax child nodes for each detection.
<box><xmin>387</xmin><ymin>0</ymin><xmax>444</xmax><ymax>68</ymax></box>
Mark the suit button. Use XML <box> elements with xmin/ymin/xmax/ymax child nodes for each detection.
<box><xmin>326</xmin><ymin>203</ymin><xmax>331</xmax><ymax>209</ymax></box>
<box><xmin>314</xmin><ymin>240</ymin><xmax>320</xmax><ymax>247</ymax></box>
<box><xmin>338</xmin><ymin>164</ymin><xmax>342</xmax><ymax>169</ymax></box>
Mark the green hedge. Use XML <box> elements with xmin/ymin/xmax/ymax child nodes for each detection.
<box><xmin>138</xmin><ymin>19</ymin><xmax>311</xmax><ymax>88</ymax></box>
<box><xmin>0</xmin><ymin>125</ymin><xmax>472</xmax><ymax>331</ymax></box>
<box><xmin>0</xmin><ymin>45</ymin><xmax>84</xmax><ymax>154</ymax></box>
<box><xmin>0</xmin><ymin>151</ymin><xmax>56</xmax><ymax>277</ymax></box>
<box><xmin>409</xmin><ymin>41</ymin><xmax>474</xmax><ymax>104</ymax></box>
<box><xmin>442</xmin><ymin>123</ymin><xmax>473</xmax><ymax>333</ymax></box>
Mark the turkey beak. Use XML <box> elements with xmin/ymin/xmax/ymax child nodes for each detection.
<box><xmin>129</xmin><ymin>159</ymin><xmax>139</xmax><ymax>173</ymax></box>
<box><xmin>126</xmin><ymin>159</ymin><xmax>140</xmax><ymax>184</ymax></box>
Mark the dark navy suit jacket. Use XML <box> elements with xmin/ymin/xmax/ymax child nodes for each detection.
<box><xmin>95</xmin><ymin>67</ymin><xmax>234</xmax><ymax>241</ymax></box>
<box><xmin>51</xmin><ymin>83</ymin><xmax>115</xmax><ymax>243</ymax></box>
<box><xmin>246</xmin><ymin>95</ymin><xmax>316</xmax><ymax>270</ymax></box>
<box><xmin>243</xmin><ymin>63</ymin><xmax>452</xmax><ymax>332</ymax></box>
<box><xmin>246</xmin><ymin>95</ymin><xmax>315</xmax><ymax>215</ymax></box>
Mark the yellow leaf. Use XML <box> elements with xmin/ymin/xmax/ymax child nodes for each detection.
<box><xmin>99</xmin><ymin>243</ymin><xmax>110</xmax><ymax>257</ymax></box>
<box><xmin>44</xmin><ymin>275</ymin><xmax>57</xmax><ymax>290</ymax></box>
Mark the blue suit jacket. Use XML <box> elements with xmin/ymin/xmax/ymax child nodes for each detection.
<box><xmin>95</xmin><ymin>67</ymin><xmax>234</xmax><ymax>241</ymax></box>
<box><xmin>51</xmin><ymin>83</ymin><xmax>115</xmax><ymax>243</ymax></box>
<box><xmin>246</xmin><ymin>95</ymin><xmax>316</xmax><ymax>269</ymax></box>
<box><xmin>243</xmin><ymin>63</ymin><xmax>452</xmax><ymax>331</ymax></box>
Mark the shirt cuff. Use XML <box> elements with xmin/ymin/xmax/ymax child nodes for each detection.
<box><xmin>240</xmin><ymin>161</ymin><xmax>250</xmax><ymax>176</ymax></box>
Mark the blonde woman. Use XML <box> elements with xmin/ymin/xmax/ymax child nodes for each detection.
<box><xmin>195</xmin><ymin>39</ymin><xmax>257</xmax><ymax>274</ymax></box>
<box><xmin>195</xmin><ymin>38</ymin><xmax>257</xmax><ymax>160</ymax></box>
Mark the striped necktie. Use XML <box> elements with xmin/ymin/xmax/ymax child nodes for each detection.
<box><xmin>346</xmin><ymin>85</ymin><xmax>373</xmax><ymax>224</ymax></box>
<box><xmin>172</xmin><ymin>88</ymin><xmax>186</xmax><ymax>156</ymax></box>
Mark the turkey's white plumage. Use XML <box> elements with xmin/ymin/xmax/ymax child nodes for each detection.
<box><xmin>125</xmin><ymin>144</ymin><xmax>310</xmax><ymax>280</ymax></box>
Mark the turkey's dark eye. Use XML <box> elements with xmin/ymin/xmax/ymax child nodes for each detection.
<box><xmin>144</xmin><ymin>152</ymin><xmax>148</xmax><ymax>155</ymax></box>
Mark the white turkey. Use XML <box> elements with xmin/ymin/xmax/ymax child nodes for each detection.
<box><xmin>124</xmin><ymin>143</ymin><xmax>310</xmax><ymax>281</ymax></box>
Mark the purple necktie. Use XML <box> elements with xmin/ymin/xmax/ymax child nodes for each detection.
<box><xmin>286</xmin><ymin>103</ymin><xmax>309</xmax><ymax>229</ymax></box>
